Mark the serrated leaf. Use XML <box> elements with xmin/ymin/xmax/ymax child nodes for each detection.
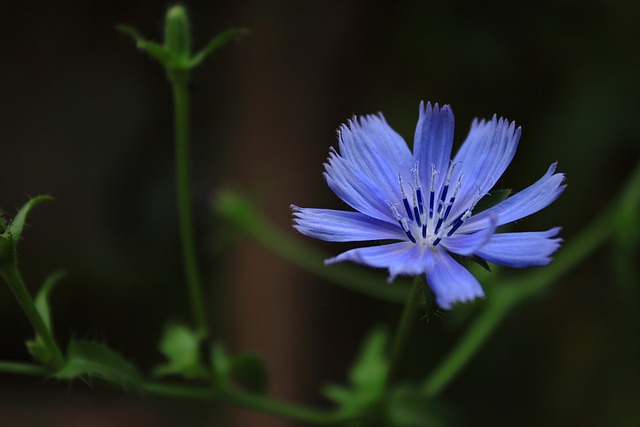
<box><xmin>472</xmin><ymin>189</ymin><xmax>511</xmax><ymax>214</ymax></box>
<box><xmin>8</xmin><ymin>195</ymin><xmax>52</xmax><ymax>242</ymax></box>
<box><xmin>153</xmin><ymin>323</ymin><xmax>206</xmax><ymax>380</ymax></box>
<box><xmin>230</xmin><ymin>353</ymin><xmax>267</xmax><ymax>395</ymax></box>
<box><xmin>56</xmin><ymin>341</ymin><xmax>143</xmax><ymax>388</ymax></box>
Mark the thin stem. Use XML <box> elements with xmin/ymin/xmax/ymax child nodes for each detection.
<box><xmin>142</xmin><ymin>382</ymin><xmax>344</xmax><ymax>425</ymax></box>
<box><xmin>423</xmin><ymin>159</ymin><xmax>640</xmax><ymax>397</ymax></box>
<box><xmin>0</xmin><ymin>264</ymin><xmax>65</xmax><ymax>368</ymax></box>
<box><xmin>170</xmin><ymin>71</ymin><xmax>208</xmax><ymax>337</ymax></box>
<box><xmin>0</xmin><ymin>359</ymin><xmax>51</xmax><ymax>376</ymax></box>
<box><xmin>388</xmin><ymin>276</ymin><xmax>423</xmax><ymax>381</ymax></box>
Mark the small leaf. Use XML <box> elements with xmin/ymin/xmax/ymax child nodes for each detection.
<box><xmin>34</xmin><ymin>270</ymin><xmax>65</xmax><ymax>331</ymax></box>
<box><xmin>153</xmin><ymin>323</ymin><xmax>206</xmax><ymax>380</ymax></box>
<box><xmin>229</xmin><ymin>353</ymin><xmax>268</xmax><ymax>394</ymax></box>
<box><xmin>26</xmin><ymin>270</ymin><xmax>66</xmax><ymax>365</ymax></box>
<box><xmin>116</xmin><ymin>24</ymin><xmax>175</xmax><ymax>66</ymax></box>
<box><xmin>56</xmin><ymin>341</ymin><xmax>144</xmax><ymax>388</ymax></box>
<box><xmin>8</xmin><ymin>195</ymin><xmax>53</xmax><ymax>242</ymax></box>
<box><xmin>188</xmin><ymin>28</ymin><xmax>248</xmax><ymax>68</ymax></box>
<box><xmin>349</xmin><ymin>328</ymin><xmax>388</xmax><ymax>393</ymax></box>
<box><xmin>323</xmin><ymin>328</ymin><xmax>389</xmax><ymax>416</ymax></box>
<box><xmin>472</xmin><ymin>189</ymin><xmax>511</xmax><ymax>214</ymax></box>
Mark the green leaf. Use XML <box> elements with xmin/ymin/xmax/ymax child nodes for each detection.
<box><xmin>34</xmin><ymin>270</ymin><xmax>65</xmax><ymax>331</ymax></box>
<box><xmin>188</xmin><ymin>28</ymin><xmax>249</xmax><ymax>68</ymax></box>
<box><xmin>116</xmin><ymin>24</ymin><xmax>175</xmax><ymax>66</ymax></box>
<box><xmin>386</xmin><ymin>384</ymin><xmax>458</xmax><ymax>427</ymax></box>
<box><xmin>7</xmin><ymin>195</ymin><xmax>53</xmax><ymax>243</ymax></box>
<box><xmin>25</xmin><ymin>270</ymin><xmax>66</xmax><ymax>365</ymax></box>
<box><xmin>56</xmin><ymin>341</ymin><xmax>144</xmax><ymax>388</ymax></box>
<box><xmin>229</xmin><ymin>353</ymin><xmax>268</xmax><ymax>394</ymax></box>
<box><xmin>153</xmin><ymin>323</ymin><xmax>206</xmax><ymax>380</ymax></box>
<box><xmin>323</xmin><ymin>328</ymin><xmax>389</xmax><ymax>417</ymax></box>
<box><xmin>472</xmin><ymin>189</ymin><xmax>511</xmax><ymax>214</ymax></box>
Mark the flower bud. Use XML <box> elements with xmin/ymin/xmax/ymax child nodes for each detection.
<box><xmin>164</xmin><ymin>5</ymin><xmax>191</xmax><ymax>63</ymax></box>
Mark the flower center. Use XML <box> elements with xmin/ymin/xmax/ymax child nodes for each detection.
<box><xmin>390</xmin><ymin>162</ymin><xmax>474</xmax><ymax>247</ymax></box>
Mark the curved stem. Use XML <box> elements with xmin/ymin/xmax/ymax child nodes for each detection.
<box><xmin>423</xmin><ymin>159</ymin><xmax>640</xmax><ymax>396</ymax></box>
<box><xmin>0</xmin><ymin>264</ymin><xmax>65</xmax><ymax>368</ymax></box>
<box><xmin>170</xmin><ymin>70</ymin><xmax>208</xmax><ymax>337</ymax></box>
<box><xmin>388</xmin><ymin>276</ymin><xmax>423</xmax><ymax>381</ymax></box>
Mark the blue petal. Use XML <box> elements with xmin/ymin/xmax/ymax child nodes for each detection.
<box><xmin>324</xmin><ymin>149</ymin><xmax>398</xmax><ymax>223</ymax></box>
<box><xmin>448</xmin><ymin>116</ymin><xmax>521</xmax><ymax>222</ymax></box>
<box><xmin>475</xmin><ymin>227</ymin><xmax>562</xmax><ymax>268</ymax></box>
<box><xmin>413</xmin><ymin>102</ymin><xmax>455</xmax><ymax>192</ymax></box>
<box><xmin>349</xmin><ymin>114</ymin><xmax>414</xmax><ymax>174</ymax></box>
<box><xmin>338</xmin><ymin>115</ymin><xmax>413</xmax><ymax>202</ymax></box>
<box><xmin>460</xmin><ymin>163</ymin><xmax>566</xmax><ymax>233</ymax></box>
<box><xmin>325</xmin><ymin>241</ymin><xmax>426</xmax><ymax>282</ymax></box>
<box><xmin>291</xmin><ymin>206</ymin><xmax>404</xmax><ymax>242</ymax></box>
<box><xmin>441</xmin><ymin>214</ymin><xmax>497</xmax><ymax>256</ymax></box>
<box><xmin>324</xmin><ymin>115</ymin><xmax>414</xmax><ymax>223</ymax></box>
<box><xmin>426</xmin><ymin>248</ymin><xmax>485</xmax><ymax>309</ymax></box>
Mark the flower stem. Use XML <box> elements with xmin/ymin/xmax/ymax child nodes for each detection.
<box><xmin>423</xmin><ymin>159</ymin><xmax>640</xmax><ymax>397</ymax></box>
<box><xmin>388</xmin><ymin>276</ymin><xmax>423</xmax><ymax>381</ymax></box>
<box><xmin>142</xmin><ymin>382</ymin><xmax>343</xmax><ymax>425</ymax></box>
<box><xmin>0</xmin><ymin>263</ymin><xmax>65</xmax><ymax>368</ymax></box>
<box><xmin>169</xmin><ymin>69</ymin><xmax>208</xmax><ymax>338</ymax></box>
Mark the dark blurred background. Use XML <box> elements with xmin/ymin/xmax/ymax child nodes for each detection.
<box><xmin>1</xmin><ymin>0</ymin><xmax>639</xmax><ymax>426</ymax></box>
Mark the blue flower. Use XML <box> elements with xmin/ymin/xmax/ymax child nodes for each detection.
<box><xmin>292</xmin><ymin>102</ymin><xmax>565</xmax><ymax>309</ymax></box>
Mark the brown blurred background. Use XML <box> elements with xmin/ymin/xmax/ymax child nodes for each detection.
<box><xmin>1</xmin><ymin>0</ymin><xmax>639</xmax><ymax>426</ymax></box>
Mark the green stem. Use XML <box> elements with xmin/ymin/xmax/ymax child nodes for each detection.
<box><xmin>388</xmin><ymin>276</ymin><xmax>423</xmax><ymax>381</ymax></box>
<box><xmin>423</xmin><ymin>159</ymin><xmax>640</xmax><ymax>397</ymax></box>
<box><xmin>0</xmin><ymin>359</ymin><xmax>51</xmax><ymax>376</ymax></box>
<box><xmin>142</xmin><ymin>382</ymin><xmax>344</xmax><ymax>425</ymax></box>
<box><xmin>170</xmin><ymin>70</ymin><xmax>208</xmax><ymax>337</ymax></box>
<box><xmin>0</xmin><ymin>360</ymin><xmax>344</xmax><ymax>425</ymax></box>
<box><xmin>0</xmin><ymin>264</ymin><xmax>65</xmax><ymax>368</ymax></box>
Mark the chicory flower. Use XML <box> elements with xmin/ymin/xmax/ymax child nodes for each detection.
<box><xmin>292</xmin><ymin>102</ymin><xmax>565</xmax><ymax>309</ymax></box>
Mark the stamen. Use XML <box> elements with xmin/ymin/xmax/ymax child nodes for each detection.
<box><xmin>410</xmin><ymin>186</ymin><xmax>422</xmax><ymax>228</ymax></box>
<box><xmin>429</xmin><ymin>164</ymin><xmax>437</xmax><ymax>219</ymax></box>
<box><xmin>390</xmin><ymin>203</ymin><xmax>417</xmax><ymax>244</ymax></box>
<box><xmin>398</xmin><ymin>175</ymin><xmax>413</xmax><ymax>221</ymax></box>
<box><xmin>412</xmin><ymin>163</ymin><xmax>424</xmax><ymax>215</ymax></box>
<box><xmin>437</xmin><ymin>162</ymin><xmax>459</xmax><ymax>215</ymax></box>
<box><xmin>441</xmin><ymin>175</ymin><xmax>463</xmax><ymax>224</ymax></box>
